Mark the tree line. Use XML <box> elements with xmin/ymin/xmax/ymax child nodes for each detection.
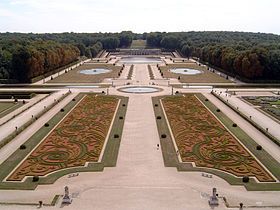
<box><xmin>0</xmin><ymin>31</ymin><xmax>133</xmax><ymax>83</ymax></box>
<box><xmin>146</xmin><ymin>31</ymin><xmax>280</xmax><ymax>82</ymax></box>
<box><xmin>1</xmin><ymin>31</ymin><xmax>279</xmax><ymax>83</ymax></box>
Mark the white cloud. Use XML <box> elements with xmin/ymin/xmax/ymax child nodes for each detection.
<box><xmin>0</xmin><ymin>8</ymin><xmax>15</xmax><ymax>17</ymax></box>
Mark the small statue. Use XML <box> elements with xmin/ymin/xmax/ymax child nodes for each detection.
<box><xmin>62</xmin><ymin>186</ymin><xmax>72</xmax><ymax>204</ymax></box>
<box><xmin>209</xmin><ymin>187</ymin><xmax>219</xmax><ymax>206</ymax></box>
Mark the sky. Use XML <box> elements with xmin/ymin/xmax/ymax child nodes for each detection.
<box><xmin>0</xmin><ymin>0</ymin><xmax>279</xmax><ymax>34</ymax></box>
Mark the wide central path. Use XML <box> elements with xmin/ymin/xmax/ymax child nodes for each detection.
<box><xmin>131</xmin><ymin>64</ymin><xmax>150</xmax><ymax>85</ymax></box>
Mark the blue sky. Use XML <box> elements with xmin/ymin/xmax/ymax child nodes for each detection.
<box><xmin>0</xmin><ymin>0</ymin><xmax>279</xmax><ymax>34</ymax></box>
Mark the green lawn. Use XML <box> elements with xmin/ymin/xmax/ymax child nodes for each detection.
<box><xmin>160</xmin><ymin>63</ymin><xmax>233</xmax><ymax>84</ymax></box>
<box><xmin>270</xmin><ymin>100</ymin><xmax>280</xmax><ymax>105</ymax></box>
<box><xmin>0</xmin><ymin>102</ymin><xmax>22</xmax><ymax>118</ymax></box>
<box><xmin>0</xmin><ymin>102</ymin><xmax>15</xmax><ymax>113</ymax></box>
<box><xmin>47</xmin><ymin>63</ymin><xmax>122</xmax><ymax>83</ymax></box>
<box><xmin>130</xmin><ymin>39</ymin><xmax>146</xmax><ymax>49</ymax></box>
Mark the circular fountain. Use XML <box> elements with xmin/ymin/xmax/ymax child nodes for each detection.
<box><xmin>79</xmin><ymin>68</ymin><xmax>111</xmax><ymax>75</ymax></box>
<box><xmin>118</xmin><ymin>86</ymin><xmax>162</xmax><ymax>94</ymax></box>
<box><xmin>170</xmin><ymin>68</ymin><xmax>202</xmax><ymax>75</ymax></box>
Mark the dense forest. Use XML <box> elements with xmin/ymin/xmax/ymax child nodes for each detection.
<box><xmin>146</xmin><ymin>31</ymin><xmax>280</xmax><ymax>82</ymax></box>
<box><xmin>0</xmin><ymin>31</ymin><xmax>133</xmax><ymax>83</ymax></box>
<box><xmin>1</xmin><ymin>31</ymin><xmax>280</xmax><ymax>83</ymax></box>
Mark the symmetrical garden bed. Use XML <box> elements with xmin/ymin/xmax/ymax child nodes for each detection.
<box><xmin>8</xmin><ymin>94</ymin><xmax>118</xmax><ymax>181</ymax></box>
<box><xmin>47</xmin><ymin>63</ymin><xmax>122</xmax><ymax>83</ymax></box>
<box><xmin>161</xmin><ymin>94</ymin><xmax>275</xmax><ymax>182</ymax></box>
<box><xmin>159</xmin><ymin>63</ymin><xmax>231</xmax><ymax>83</ymax></box>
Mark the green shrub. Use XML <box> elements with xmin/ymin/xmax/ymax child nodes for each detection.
<box><xmin>256</xmin><ymin>145</ymin><xmax>262</xmax><ymax>150</ymax></box>
<box><xmin>242</xmin><ymin>176</ymin><xmax>249</xmax><ymax>183</ymax></box>
<box><xmin>32</xmin><ymin>176</ymin><xmax>39</xmax><ymax>182</ymax></box>
<box><xmin>19</xmin><ymin>144</ymin><xmax>26</xmax><ymax>150</ymax></box>
<box><xmin>161</xmin><ymin>134</ymin><xmax>167</xmax><ymax>138</ymax></box>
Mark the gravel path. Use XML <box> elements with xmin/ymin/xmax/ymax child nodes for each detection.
<box><xmin>0</xmin><ymin>90</ymin><xmax>68</xmax><ymax>142</ymax></box>
<box><xmin>217</xmin><ymin>91</ymin><xmax>280</xmax><ymax>140</ymax></box>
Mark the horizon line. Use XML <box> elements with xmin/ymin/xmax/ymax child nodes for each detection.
<box><xmin>0</xmin><ymin>30</ymin><xmax>279</xmax><ymax>36</ymax></box>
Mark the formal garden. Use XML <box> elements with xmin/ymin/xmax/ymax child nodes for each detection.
<box><xmin>162</xmin><ymin>94</ymin><xmax>274</xmax><ymax>182</ymax></box>
<box><xmin>153</xmin><ymin>94</ymin><xmax>280</xmax><ymax>190</ymax></box>
<box><xmin>243</xmin><ymin>96</ymin><xmax>280</xmax><ymax>121</ymax></box>
<box><xmin>47</xmin><ymin>63</ymin><xmax>122</xmax><ymax>83</ymax></box>
<box><xmin>159</xmin><ymin>63</ymin><xmax>232</xmax><ymax>83</ymax></box>
<box><xmin>0</xmin><ymin>94</ymin><xmax>128</xmax><ymax>189</ymax></box>
<box><xmin>8</xmin><ymin>94</ymin><xmax>118</xmax><ymax>181</ymax></box>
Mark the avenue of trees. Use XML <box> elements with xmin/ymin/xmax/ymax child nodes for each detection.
<box><xmin>146</xmin><ymin>31</ymin><xmax>280</xmax><ymax>81</ymax></box>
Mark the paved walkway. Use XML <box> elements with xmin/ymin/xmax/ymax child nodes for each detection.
<box><xmin>217</xmin><ymin>89</ymin><xmax>280</xmax><ymax>140</ymax></box>
<box><xmin>0</xmin><ymin>90</ymin><xmax>68</xmax><ymax>143</ymax></box>
<box><xmin>150</xmin><ymin>64</ymin><xmax>163</xmax><ymax>79</ymax></box>
<box><xmin>133</xmin><ymin>64</ymin><xmax>149</xmax><ymax>85</ymax></box>
<box><xmin>0</xmin><ymin>94</ymin><xmax>48</xmax><ymax>125</ymax></box>
<box><xmin>119</xmin><ymin>65</ymin><xmax>130</xmax><ymax>79</ymax></box>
